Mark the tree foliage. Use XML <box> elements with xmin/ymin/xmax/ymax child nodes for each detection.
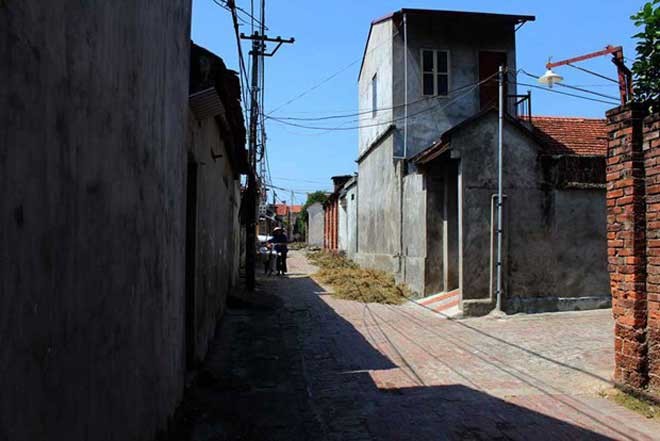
<box><xmin>631</xmin><ymin>0</ymin><xmax>660</xmax><ymax>104</ymax></box>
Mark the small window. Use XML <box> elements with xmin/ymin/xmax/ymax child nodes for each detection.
<box><xmin>372</xmin><ymin>73</ymin><xmax>378</xmax><ymax>117</ymax></box>
<box><xmin>421</xmin><ymin>49</ymin><xmax>449</xmax><ymax>97</ymax></box>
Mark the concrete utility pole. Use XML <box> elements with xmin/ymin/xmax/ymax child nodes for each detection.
<box><xmin>241</xmin><ymin>30</ymin><xmax>294</xmax><ymax>291</ymax></box>
<box><xmin>495</xmin><ymin>65</ymin><xmax>504</xmax><ymax>312</ymax></box>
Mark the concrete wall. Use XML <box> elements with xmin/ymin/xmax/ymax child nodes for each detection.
<box><xmin>307</xmin><ymin>202</ymin><xmax>324</xmax><ymax>247</ymax></box>
<box><xmin>0</xmin><ymin>2</ymin><xmax>193</xmax><ymax>440</ymax></box>
<box><xmin>186</xmin><ymin>110</ymin><xmax>241</xmax><ymax>365</ymax></box>
<box><xmin>448</xmin><ymin>113</ymin><xmax>609</xmax><ymax>315</ymax></box>
<box><xmin>358</xmin><ymin>20</ymin><xmax>394</xmax><ymax>156</ymax></box>
<box><xmin>339</xmin><ymin>182</ymin><xmax>359</xmax><ymax>258</ymax></box>
<box><xmin>391</xmin><ymin>14</ymin><xmax>517</xmax><ymax>158</ymax></box>
<box><xmin>355</xmin><ymin>133</ymin><xmax>402</xmax><ymax>274</ymax></box>
<box><xmin>401</xmin><ymin>172</ymin><xmax>427</xmax><ymax>295</ymax></box>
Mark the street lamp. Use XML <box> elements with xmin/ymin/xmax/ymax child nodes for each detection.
<box><xmin>538</xmin><ymin>45</ymin><xmax>632</xmax><ymax>105</ymax></box>
<box><xmin>538</xmin><ymin>68</ymin><xmax>564</xmax><ymax>88</ymax></box>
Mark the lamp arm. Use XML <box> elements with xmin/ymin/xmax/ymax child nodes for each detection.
<box><xmin>546</xmin><ymin>45</ymin><xmax>622</xmax><ymax>69</ymax></box>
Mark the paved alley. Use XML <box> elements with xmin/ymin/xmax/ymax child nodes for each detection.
<box><xmin>171</xmin><ymin>251</ymin><xmax>660</xmax><ymax>441</ymax></box>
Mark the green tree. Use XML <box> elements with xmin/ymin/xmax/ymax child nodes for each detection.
<box><xmin>631</xmin><ymin>0</ymin><xmax>660</xmax><ymax>105</ymax></box>
<box><xmin>296</xmin><ymin>190</ymin><xmax>329</xmax><ymax>239</ymax></box>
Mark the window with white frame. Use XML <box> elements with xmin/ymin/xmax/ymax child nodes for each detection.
<box><xmin>371</xmin><ymin>73</ymin><xmax>378</xmax><ymax>117</ymax></box>
<box><xmin>421</xmin><ymin>49</ymin><xmax>449</xmax><ymax>97</ymax></box>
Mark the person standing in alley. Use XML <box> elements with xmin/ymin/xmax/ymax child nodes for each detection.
<box><xmin>268</xmin><ymin>227</ymin><xmax>289</xmax><ymax>275</ymax></box>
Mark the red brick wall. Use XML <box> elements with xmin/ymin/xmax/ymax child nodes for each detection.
<box><xmin>323</xmin><ymin>197</ymin><xmax>338</xmax><ymax>251</ymax></box>
<box><xmin>645</xmin><ymin>112</ymin><xmax>660</xmax><ymax>390</ymax></box>
<box><xmin>607</xmin><ymin>104</ymin><xmax>660</xmax><ymax>395</ymax></box>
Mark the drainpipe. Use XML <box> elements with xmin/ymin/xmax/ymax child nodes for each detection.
<box><xmin>489</xmin><ymin>193</ymin><xmax>507</xmax><ymax>302</ymax></box>
<box><xmin>403</xmin><ymin>12</ymin><xmax>408</xmax><ymax>159</ymax></box>
<box><xmin>398</xmin><ymin>13</ymin><xmax>409</xmax><ymax>282</ymax></box>
<box><xmin>495</xmin><ymin>65</ymin><xmax>504</xmax><ymax>312</ymax></box>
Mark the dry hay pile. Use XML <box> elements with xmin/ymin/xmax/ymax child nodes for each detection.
<box><xmin>307</xmin><ymin>252</ymin><xmax>410</xmax><ymax>304</ymax></box>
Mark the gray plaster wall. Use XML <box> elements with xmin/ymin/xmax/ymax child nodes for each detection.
<box><xmin>339</xmin><ymin>182</ymin><xmax>358</xmax><ymax>258</ymax></box>
<box><xmin>401</xmin><ymin>172</ymin><xmax>427</xmax><ymax>295</ymax></box>
<box><xmin>355</xmin><ymin>133</ymin><xmax>401</xmax><ymax>274</ymax></box>
<box><xmin>449</xmin><ymin>113</ymin><xmax>609</xmax><ymax>315</ymax></box>
<box><xmin>186</xmin><ymin>111</ymin><xmax>241</xmax><ymax>365</ymax></box>
<box><xmin>307</xmin><ymin>202</ymin><xmax>324</xmax><ymax>247</ymax></box>
<box><xmin>358</xmin><ymin>20</ymin><xmax>394</xmax><ymax>156</ymax></box>
<box><xmin>0</xmin><ymin>2</ymin><xmax>192</xmax><ymax>440</ymax></box>
<box><xmin>391</xmin><ymin>14</ymin><xmax>517</xmax><ymax>158</ymax></box>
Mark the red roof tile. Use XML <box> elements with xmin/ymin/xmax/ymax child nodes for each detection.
<box><xmin>274</xmin><ymin>204</ymin><xmax>303</xmax><ymax>216</ymax></box>
<box><xmin>530</xmin><ymin>116</ymin><xmax>608</xmax><ymax>156</ymax></box>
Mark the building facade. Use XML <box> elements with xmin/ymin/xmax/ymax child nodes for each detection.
<box><xmin>324</xmin><ymin>175</ymin><xmax>352</xmax><ymax>252</ymax></box>
<box><xmin>187</xmin><ymin>43</ymin><xmax>247</xmax><ymax>367</ymax></box>
<box><xmin>307</xmin><ymin>202</ymin><xmax>325</xmax><ymax>247</ymax></box>
<box><xmin>0</xmin><ymin>3</ymin><xmax>246</xmax><ymax>439</ymax></box>
<box><xmin>338</xmin><ymin>176</ymin><xmax>359</xmax><ymax>258</ymax></box>
<box><xmin>354</xmin><ymin>9</ymin><xmax>609</xmax><ymax>315</ymax></box>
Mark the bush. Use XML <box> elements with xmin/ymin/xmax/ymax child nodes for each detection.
<box><xmin>631</xmin><ymin>1</ymin><xmax>660</xmax><ymax>105</ymax></box>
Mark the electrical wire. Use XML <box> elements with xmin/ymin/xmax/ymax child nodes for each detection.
<box><xmin>266</xmin><ymin>30</ymin><xmax>401</xmax><ymax>116</ymax></box>
<box><xmin>267</xmin><ymin>73</ymin><xmax>496</xmax><ymax>131</ymax></box>
<box><xmin>265</xmin><ymin>79</ymin><xmax>487</xmax><ymax>122</ymax></box>
<box><xmin>518</xmin><ymin>70</ymin><xmax>620</xmax><ymax>101</ymax></box>
<box><xmin>566</xmin><ymin>63</ymin><xmax>619</xmax><ymax>84</ymax></box>
<box><xmin>222</xmin><ymin>0</ymin><xmax>252</xmax><ymax>124</ymax></box>
<box><xmin>212</xmin><ymin>0</ymin><xmax>269</xmax><ymax>31</ymax></box>
<box><xmin>272</xmin><ymin>176</ymin><xmax>330</xmax><ymax>184</ymax></box>
<box><xmin>517</xmin><ymin>82</ymin><xmax>619</xmax><ymax>106</ymax></box>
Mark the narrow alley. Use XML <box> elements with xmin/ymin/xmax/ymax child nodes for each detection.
<box><xmin>170</xmin><ymin>252</ymin><xmax>660</xmax><ymax>441</ymax></box>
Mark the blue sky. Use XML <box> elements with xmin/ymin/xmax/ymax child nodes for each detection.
<box><xmin>192</xmin><ymin>0</ymin><xmax>641</xmax><ymax>204</ymax></box>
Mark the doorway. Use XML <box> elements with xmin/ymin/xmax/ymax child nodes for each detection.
<box><xmin>443</xmin><ymin>160</ymin><xmax>460</xmax><ymax>293</ymax></box>
<box><xmin>185</xmin><ymin>160</ymin><xmax>198</xmax><ymax>369</ymax></box>
<box><xmin>479</xmin><ymin>51</ymin><xmax>507</xmax><ymax>110</ymax></box>
<box><xmin>425</xmin><ymin>159</ymin><xmax>461</xmax><ymax>296</ymax></box>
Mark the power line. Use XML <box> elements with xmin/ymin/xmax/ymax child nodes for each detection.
<box><xmin>518</xmin><ymin>70</ymin><xmax>620</xmax><ymax>101</ymax></box>
<box><xmin>517</xmin><ymin>82</ymin><xmax>619</xmax><ymax>106</ymax></box>
<box><xmin>266</xmin><ymin>30</ymin><xmax>401</xmax><ymax>116</ymax></box>
<box><xmin>212</xmin><ymin>0</ymin><xmax>268</xmax><ymax>31</ymax></box>
<box><xmin>272</xmin><ymin>176</ymin><xmax>330</xmax><ymax>184</ymax></box>
<box><xmin>265</xmin><ymin>79</ymin><xmax>487</xmax><ymax>122</ymax></box>
<box><xmin>267</xmin><ymin>74</ymin><xmax>494</xmax><ymax>131</ymax></box>
<box><xmin>566</xmin><ymin>63</ymin><xmax>619</xmax><ymax>84</ymax></box>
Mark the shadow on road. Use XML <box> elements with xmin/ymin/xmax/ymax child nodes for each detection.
<box><xmin>164</xmin><ymin>273</ymin><xmax>620</xmax><ymax>441</ymax></box>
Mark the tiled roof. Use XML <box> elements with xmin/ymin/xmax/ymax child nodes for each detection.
<box><xmin>274</xmin><ymin>204</ymin><xmax>303</xmax><ymax>216</ymax></box>
<box><xmin>530</xmin><ymin>116</ymin><xmax>608</xmax><ymax>156</ymax></box>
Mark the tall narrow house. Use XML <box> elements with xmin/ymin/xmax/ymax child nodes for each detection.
<box><xmin>355</xmin><ymin>9</ymin><xmax>610</xmax><ymax>316</ymax></box>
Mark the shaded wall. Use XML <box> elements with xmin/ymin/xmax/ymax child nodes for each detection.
<box><xmin>186</xmin><ymin>110</ymin><xmax>241</xmax><ymax>365</ymax></box>
<box><xmin>449</xmin><ymin>114</ymin><xmax>609</xmax><ymax>315</ymax></box>
<box><xmin>0</xmin><ymin>2</ymin><xmax>191</xmax><ymax>440</ymax></box>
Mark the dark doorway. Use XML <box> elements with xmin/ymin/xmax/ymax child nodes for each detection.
<box><xmin>444</xmin><ymin>160</ymin><xmax>460</xmax><ymax>292</ymax></box>
<box><xmin>479</xmin><ymin>51</ymin><xmax>507</xmax><ymax>110</ymax></box>
<box><xmin>185</xmin><ymin>160</ymin><xmax>198</xmax><ymax>369</ymax></box>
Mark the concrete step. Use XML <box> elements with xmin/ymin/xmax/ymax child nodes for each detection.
<box><xmin>414</xmin><ymin>289</ymin><xmax>461</xmax><ymax>318</ymax></box>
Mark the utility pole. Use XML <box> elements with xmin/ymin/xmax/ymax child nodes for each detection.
<box><xmin>241</xmin><ymin>29</ymin><xmax>294</xmax><ymax>292</ymax></box>
<box><xmin>495</xmin><ymin>65</ymin><xmax>504</xmax><ymax>312</ymax></box>
<box><xmin>289</xmin><ymin>190</ymin><xmax>294</xmax><ymax>239</ymax></box>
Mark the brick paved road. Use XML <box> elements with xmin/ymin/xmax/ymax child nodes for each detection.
<box><xmin>171</xmin><ymin>251</ymin><xmax>660</xmax><ymax>441</ymax></box>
